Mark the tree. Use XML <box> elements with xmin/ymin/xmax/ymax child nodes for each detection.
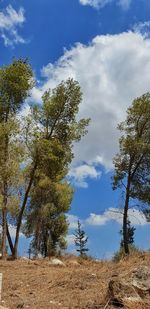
<box><xmin>74</xmin><ymin>220</ymin><xmax>89</xmax><ymax>257</ymax></box>
<box><xmin>12</xmin><ymin>78</ymin><xmax>90</xmax><ymax>258</ymax></box>
<box><xmin>0</xmin><ymin>59</ymin><xmax>33</xmax><ymax>259</ymax></box>
<box><xmin>113</xmin><ymin>93</ymin><xmax>150</xmax><ymax>255</ymax></box>
<box><xmin>24</xmin><ymin>179</ymin><xmax>73</xmax><ymax>257</ymax></box>
<box><xmin>120</xmin><ymin>220</ymin><xmax>136</xmax><ymax>248</ymax></box>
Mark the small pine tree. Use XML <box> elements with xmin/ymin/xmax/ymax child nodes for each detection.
<box><xmin>113</xmin><ymin>220</ymin><xmax>138</xmax><ymax>262</ymax></box>
<box><xmin>120</xmin><ymin>219</ymin><xmax>136</xmax><ymax>248</ymax></box>
<box><xmin>74</xmin><ymin>220</ymin><xmax>88</xmax><ymax>257</ymax></box>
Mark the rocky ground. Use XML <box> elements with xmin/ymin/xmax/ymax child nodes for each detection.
<box><xmin>0</xmin><ymin>252</ymin><xmax>150</xmax><ymax>309</ymax></box>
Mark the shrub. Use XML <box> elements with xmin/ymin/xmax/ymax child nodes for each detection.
<box><xmin>113</xmin><ymin>244</ymin><xmax>141</xmax><ymax>262</ymax></box>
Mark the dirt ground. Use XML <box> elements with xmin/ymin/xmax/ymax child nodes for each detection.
<box><xmin>0</xmin><ymin>252</ymin><xmax>150</xmax><ymax>309</ymax></box>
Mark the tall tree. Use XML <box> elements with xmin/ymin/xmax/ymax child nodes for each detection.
<box><xmin>12</xmin><ymin>78</ymin><xmax>90</xmax><ymax>258</ymax></box>
<box><xmin>74</xmin><ymin>220</ymin><xmax>89</xmax><ymax>257</ymax></box>
<box><xmin>0</xmin><ymin>59</ymin><xmax>33</xmax><ymax>259</ymax></box>
<box><xmin>113</xmin><ymin>93</ymin><xmax>150</xmax><ymax>255</ymax></box>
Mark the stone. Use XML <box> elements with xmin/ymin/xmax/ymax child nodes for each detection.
<box><xmin>132</xmin><ymin>266</ymin><xmax>150</xmax><ymax>292</ymax></box>
<box><xmin>107</xmin><ymin>266</ymin><xmax>150</xmax><ymax>307</ymax></box>
<box><xmin>21</xmin><ymin>257</ymin><xmax>29</xmax><ymax>261</ymax></box>
<box><xmin>49</xmin><ymin>258</ymin><xmax>65</xmax><ymax>266</ymax></box>
<box><xmin>108</xmin><ymin>278</ymin><xmax>141</xmax><ymax>307</ymax></box>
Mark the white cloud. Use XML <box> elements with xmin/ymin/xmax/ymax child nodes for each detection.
<box><xmin>118</xmin><ymin>0</ymin><xmax>131</xmax><ymax>10</ymax></box>
<box><xmin>79</xmin><ymin>0</ymin><xmax>112</xmax><ymax>9</ymax></box>
<box><xmin>31</xmin><ymin>31</ymin><xmax>150</xmax><ymax>183</ymax></box>
<box><xmin>86</xmin><ymin>208</ymin><xmax>148</xmax><ymax>226</ymax></box>
<box><xmin>66</xmin><ymin>234</ymin><xmax>75</xmax><ymax>246</ymax></box>
<box><xmin>79</xmin><ymin>0</ymin><xmax>132</xmax><ymax>10</ymax></box>
<box><xmin>132</xmin><ymin>21</ymin><xmax>150</xmax><ymax>38</ymax></box>
<box><xmin>67</xmin><ymin>214</ymin><xmax>79</xmax><ymax>229</ymax></box>
<box><xmin>68</xmin><ymin>164</ymin><xmax>101</xmax><ymax>188</ymax></box>
<box><xmin>0</xmin><ymin>5</ymin><xmax>26</xmax><ymax>46</ymax></box>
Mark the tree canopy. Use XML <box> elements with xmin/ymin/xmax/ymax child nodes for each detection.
<box><xmin>0</xmin><ymin>60</ymin><xmax>90</xmax><ymax>259</ymax></box>
<box><xmin>113</xmin><ymin>93</ymin><xmax>150</xmax><ymax>254</ymax></box>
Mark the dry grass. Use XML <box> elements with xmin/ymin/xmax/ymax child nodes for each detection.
<box><xmin>0</xmin><ymin>252</ymin><xmax>149</xmax><ymax>309</ymax></box>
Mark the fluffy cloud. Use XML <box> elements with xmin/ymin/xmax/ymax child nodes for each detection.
<box><xmin>86</xmin><ymin>208</ymin><xmax>148</xmax><ymax>226</ymax></box>
<box><xmin>68</xmin><ymin>164</ymin><xmax>101</xmax><ymax>188</ymax></box>
<box><xmin>0</xmin><ymin>5</ymin><xmax>26</xmax><ymax>46</ymax></box>
<box><xmin>66</xmin><ymin>234</ymin><xmax>75</xmax><ymax>246</ymax></box>
<box><xmin>32</xmin><ymin>31</ymin><xmax>150</xmax><ymax>182</ymax></box>
<box><xmin>79</xmin><ymin>0</ymin><xmax>112</xmax><ymax>9</ymax></box>
<box><xmin>132</xmin><ymin>21</ymin><xmax>150</xmax><ymax>38</ymax></box>
<box><xmin>79</xmin><ymin>0</ymin><xmax>132</xmax><ymax>10</ymax></box>
<box><xmin>67</xmin><ymin>214</ymin><xmax>80</xmax><ymax>229</ymax></box>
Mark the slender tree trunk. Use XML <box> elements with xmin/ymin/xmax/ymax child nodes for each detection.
<box><xmin>13</xmin><ymin>163</ymin><xmax>37</xmax><ymax>259</ymax></box>
<box><xmin>2</xmin><ymin>131</ymin><xmax>9</xmax><ymax>260</ymax></box>
<box><xmin>123</xmin><ymin>174</ymin><xmax>131</xmax><ymax>255</ymax></box>
<box><xmin>2</xmin><ymin>207</ymin><xmax>7</xmax><ymax>260</ymax></box>
<box><xmin>6</xmin><ymin>223</ymin><xmax>14</xmax><ymax>255</ymax></box>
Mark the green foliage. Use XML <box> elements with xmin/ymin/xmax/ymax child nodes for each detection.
<box><xmin>22</xmin><ymin>79</ymin><xmax>89</xmax><ymax>258</ymax></box>
<box><xmin>24</xmin><ymin>179</ymin><xmax>73</xmax><ymax>257</ymax></box>
<box><xmin>74</xmin><ymin>220</ymin><xmax>89</xmax><ymax>257</ymax></box>
<box><xmin>113</xmin><ymin>93</ymin><xmax>150</xmax><ymax>202</ymax></box>
<box><xmin>0</xmin><ymin>59</ymin><xmax>34</xmax><ymax>258</ymax></box>
<box><xmin>0</xmin><ymin>59</ymin><xmax>33</xmax><ymax>118</ymax></box>
<box><xmin>120</xmin><ymin>220</ymin><xmax>136</xmax><ymax>247</ymax></box>
<box><xmin>112</xmin><ymin>93</ymin><xmax>150</xmax><ymax>254</ymax></box>
<box><xmin>0</xmin><ymin>60</ymin><xmax>89</xmax><ymax>259</ymax></box>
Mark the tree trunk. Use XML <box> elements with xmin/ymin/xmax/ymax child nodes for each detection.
<box><xmin>123</xmin><ymin>174</ymin><xmax>131</xmax><ymax>255</ymax></box>
<box><xmin>13</xmin><ymin>163</ymin><xmax>37</xmax><ymax>259</ymax></box>
<box><xmin>2</xmin><ymin>207</ymin><xmax>7</xmax><ymax>260</ymax></box>
<box><xmin>2</xmin><ymin>130</ymin><xmax>9</xmax><ymax>260</ymax></box>
<box><xmin>6</xmin><ymin>223</ymin><xmax>14</xmax><ymax>255</ymax></box>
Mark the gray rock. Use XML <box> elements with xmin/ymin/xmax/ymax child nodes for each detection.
<box><xmin>132</xmin><ymin>266</ymin><xmax>150</xmax><ymax>292</ymax></box>
<box><xmin>107</xmin><ymin>266</ymin><xmax>150</xmax><ymax>307</ymax></box>
<box><xmin>108</xmin><ymin>278</ymin><xmax>141</xmax><ymax>307</ymax></box>
<box><xmin>49</xmin><ymin>258</ymin><xmax>65</xmax><ymax>266</ymax></box>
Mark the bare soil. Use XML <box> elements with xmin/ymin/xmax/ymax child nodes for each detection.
<box><xmin>0</xmin><ymin>252</ymin><xmax>150</xmax><ymax>309</ymax></box>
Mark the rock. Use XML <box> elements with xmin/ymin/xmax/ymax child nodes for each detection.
<box><xmin>107</xmin><ymin>266</ymin><xmax>150</xmax><ymax>307</ymax></box>
<box><xmin>49</xmin><ymin>258</ymin><xmax>65</xmax><ymax>267</ymax></box>
<box><xmin>37</xmin><ymin>253</ymin><xmax>43</xmax><ymax>259</ymax></box>
<box><xmin>21</xmin><ymin>257</ymin><xmax>29</xmax><ymax>261</ymax></box>
<box><xmin>132</xmin><ymin>266</ymin><xmax>150</xmax><ymax>292</ymax></box>
<box><xmin>49</xmin><ymin>300</ymin><xmax>61</xmax><ymax>306</ymax></box>
<box><xmin>0</xmin><ymin>306</ymin><xmax>10</xmax><ymax>309</ymax></box>
<box><xmin>108</xmin><ymin>278</ymin><xmax>141</xmax><ymax>307</ymax></box>
<box><xmin>21</xmin><ymin>257</ymin><xmax>33</xmax><ymax>264</ymax></box>
<box><xmin>21</xmin><ymin>257</ymin><xmax>32</xmax><ymax>262</ymax></box>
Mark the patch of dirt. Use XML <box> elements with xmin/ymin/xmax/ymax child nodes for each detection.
<box><xmin>0</xmin><ymin>252</ymin><xmax>150</xmax><ymax>309</ymax></box>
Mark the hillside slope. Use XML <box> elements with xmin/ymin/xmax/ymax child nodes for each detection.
<box><xmin>0</xmin><ymin>252</ymin><xmax>150</xmax><ymax>309</ymax></box>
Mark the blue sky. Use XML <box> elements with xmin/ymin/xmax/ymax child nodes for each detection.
<box><xmin>0</xmin><ymin>0</ymin><xmax>150</xmax><ymax>258</ymax></box>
